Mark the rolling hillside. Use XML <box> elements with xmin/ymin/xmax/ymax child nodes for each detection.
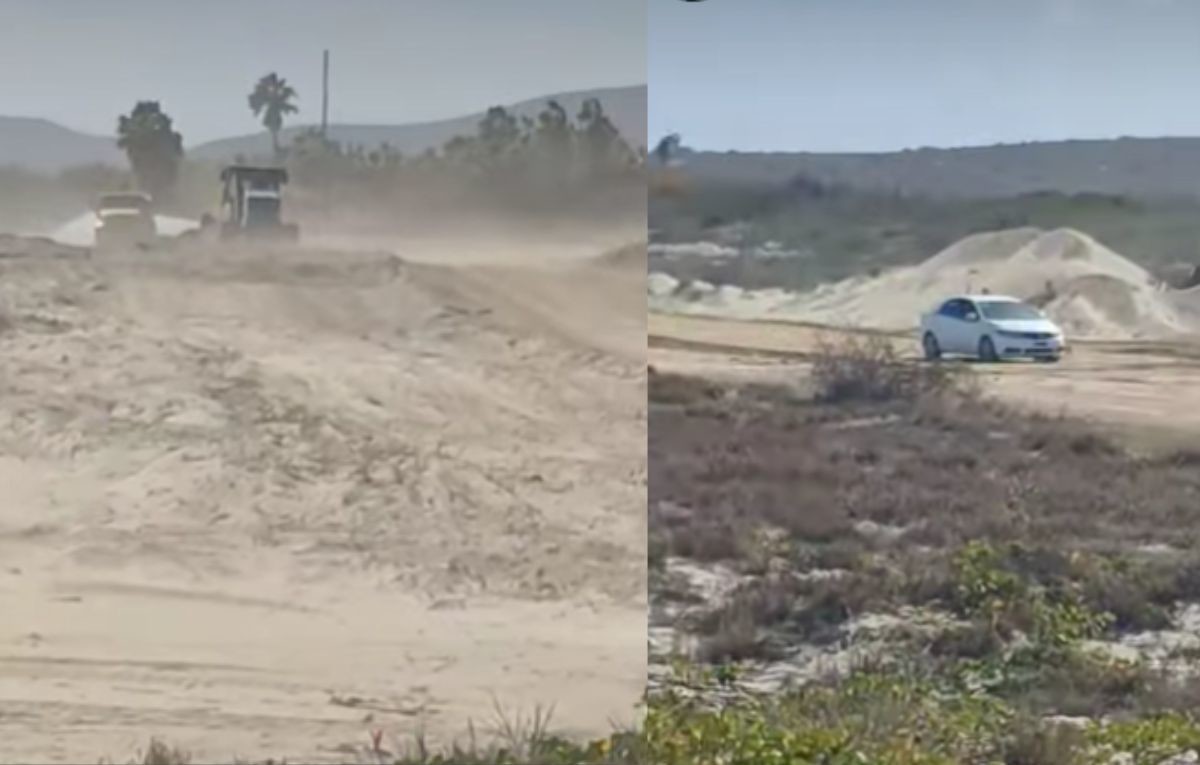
<box><xmin>190</xmin><ymin>84</ymin><xmax>648</xmax><ymax>162</ymax></box>
<box><xmin>671</xmin><ymin>137</ymin><xmax>1200</xmax><ymax>199</ymax></box>
<box><xmin>0</xmin><ymin>117</ymin><xmax>124</xmax><ymax>173</ymax></box>
<box><xmin>0</xmin><ymin>85</ymin><xmax>646</xmax><ymax>174</ymax></box>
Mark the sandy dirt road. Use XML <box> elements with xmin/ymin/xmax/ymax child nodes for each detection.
<box><xmin>0</xmin><ymin>234</ymin><xmax>646</xmax><ymax>763</ymax></box>
<box><xmin>650</xmin><ymin>312</ymin><xmax>1200</xmax><ymax>450</ymax></box>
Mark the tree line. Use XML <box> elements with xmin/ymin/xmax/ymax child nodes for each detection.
<box><xmin>115</xmin><ymin>73</ymin><xmax>642</xmax><ymax>206</ymax></box>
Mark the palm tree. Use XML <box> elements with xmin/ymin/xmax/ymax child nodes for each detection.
<box><xmin>248</xmin><ymin>73</ymin><xmax>299</xmax><ymax>161</ymax></box>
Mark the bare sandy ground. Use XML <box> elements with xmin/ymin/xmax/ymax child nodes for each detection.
<box><xmin>650</xmin><ymin>312</ymin><xmax>1200</xmax><ymax>451</ymax></box>
<box><xmin>0</xmin><ymin>233</ymin><xmax>646</xmax><ymax>763</ymax></box>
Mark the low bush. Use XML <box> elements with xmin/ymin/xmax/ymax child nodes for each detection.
<box><xmin>810</xmin><ymin>333</ymin><xmax>963</xmax><ymax>404</ymax></box>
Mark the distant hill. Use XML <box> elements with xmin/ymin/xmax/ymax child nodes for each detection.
<box><xmin>191</xmin><ymin>84</ymin><xmax>647</xmax><ymax>163</ymax></box>
<box><xmin>0</xmin><ymin>117</ymin><xmax>123</xmax><ymax>173</ymax></box>
<box><xmin>0</xmin><ymin>84</ymin><xmax>646</xmax><ymax>174</ymax></box>
<box><xmin>673</xmin><ymin>137</ymin><xmax>1200</xmax><ymax>199</ymax></box>
<box><xmin>654</xmin><ymin>143</ymin><xmax>1200</xmax><ymax>290</ymax></box>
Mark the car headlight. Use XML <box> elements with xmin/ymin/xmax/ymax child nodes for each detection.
<box><xmin>996</xmin><ymin>330</ymin><xmax>1024</xmax><ymax>338</ymax></box>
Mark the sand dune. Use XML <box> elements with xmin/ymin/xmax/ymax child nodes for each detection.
<box><xmin>650</xmin><ymin>227</ymin><xmax>1200</xmax><ymax>340</ymax></box>
<box><xmin>0</xmin><ymin>234</ymin><xmax>646</xmax><ymax>763</ymax></box>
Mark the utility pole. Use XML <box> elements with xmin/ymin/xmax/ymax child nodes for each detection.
<box><xmin>320</xmin><ymin>48</ymin><xmax>331</xmax><ymax>224</ymax></box>
<box><xmin>321</xmin><ymin>49</ymin><xmax>330</xmax><ymax>138</ymax></box>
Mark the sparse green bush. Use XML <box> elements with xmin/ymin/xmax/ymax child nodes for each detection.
<box><xmin>1088</xmin><ymin>713</ymin><xmax>1200</xmax><ymax>765</ymax></box>
<box><xmin>642</xmin><ymin>663</ymin><xmax>1200</xmax><ymax>765</ymax></box>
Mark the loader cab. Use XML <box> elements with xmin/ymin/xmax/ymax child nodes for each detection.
<box><xmin>218</xmin><ymin>165</ymin><xmax>297</xmax><ymax>239</ymax></box>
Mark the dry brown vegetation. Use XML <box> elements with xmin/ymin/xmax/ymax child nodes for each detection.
<box><xmin>651</xmin><ymin>370</ymin><xmax>1200</xmax><ymax>570</ymax></box>
<box><xmin>649</xmin><ymin>341</ymin><xmax>1200</xmax><ymax>720</ymax></box>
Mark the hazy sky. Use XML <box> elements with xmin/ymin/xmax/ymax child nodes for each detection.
<box><xmin>650</xmin><ymin>0</ymin><xmax>1200</xmax><ymax>152</ymax></box>
<box><xmin>0</xmin><ymin>0</ymin><xmax>645</xmax><ymax>144</ymax></box>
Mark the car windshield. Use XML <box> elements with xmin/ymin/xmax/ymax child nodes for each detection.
<box><xmin>99</xmin><ymin>195</ymin><xmax>149</xmax><ymax>211</ymax></box>
<box><xmin>977</xmin><ymin>300</ymin><xmax>1042</xmax><ymax>321</ymax></box>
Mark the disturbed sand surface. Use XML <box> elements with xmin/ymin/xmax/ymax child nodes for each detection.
<box><xmin>649</xmin><ymin>226</ymin><xmax>1200</xmax><ymax>448</ymax></box>
<box><xmin>649</xmin><ymin>312</ymin><xmax>1200</xmax><ymax>451</ymax></box>
<box><xmin>0</xmin><ymin>233</ymin><xmax>646</xmax><ymax>763</ymax></box>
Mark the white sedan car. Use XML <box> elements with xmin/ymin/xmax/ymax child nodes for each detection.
<box><xmin>919</xmin><ymin>295</ymin><xmax>1065</xmax><ymax>362</ymax></box>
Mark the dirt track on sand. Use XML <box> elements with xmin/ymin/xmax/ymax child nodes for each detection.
<box><xmin>650</xmin><ymin>312</ymin><xmax>1200</xmax><ymax>451</ymax></box>
<box><xmin>0</xmin><ymin>234</ymin><xmax>646</xmax><ymax>763</ymax></box>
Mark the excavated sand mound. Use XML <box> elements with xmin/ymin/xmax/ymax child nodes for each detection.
<box><xmin>650</xmin><ymin>228</ymin><xmax>1199</xmax><ymax>340</ymax></box>
<box><xmin>0</xmin><ymin>234</ymin><xmax>646</xmax><ymax>762</ymax></box>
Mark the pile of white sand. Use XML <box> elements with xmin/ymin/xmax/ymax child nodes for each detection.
<box><xmin>648</xmin><ymin>241</ymin><xmax>738</xmax><ymax>259</ymax></box>
<box><xmin>650</xmin><ymin>227</ymin><xmax>1200</xmax><ymax>340</ymax></box>
<box><xmin>41</xmin><ymin>210</ymin><xmax>198</xmax><ymax>247</ymax></box>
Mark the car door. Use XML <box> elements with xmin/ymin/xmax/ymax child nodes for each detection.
<box><xmin>933</xmin><ymin>299</ymin><xmax>967</xmax><ymax>352</ymax></box>
<box><xmin>957</xmin><ymin>299</ymin><xmax>985</xmax><ymax>353</ymax></box>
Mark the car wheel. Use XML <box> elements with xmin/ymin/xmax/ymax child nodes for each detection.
<box><xmin>922</xmin><ymin>332</ymin><xmax>941</xmax><ymax>361</ymax></box>
<box><xmin>978</xmin><ymin>336</ymin><xmax>999</xmax><ymax>363</ymax></box>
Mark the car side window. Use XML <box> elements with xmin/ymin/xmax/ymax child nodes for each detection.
<box><xmin>938</xmin><ymin>300</ymin><xmax>962</xmax><ymax>319</ymax></box>
<box><xmin>962</xmin><ymin>301</ymin><xmax>980</xmax><ymax>321</ymax></box>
